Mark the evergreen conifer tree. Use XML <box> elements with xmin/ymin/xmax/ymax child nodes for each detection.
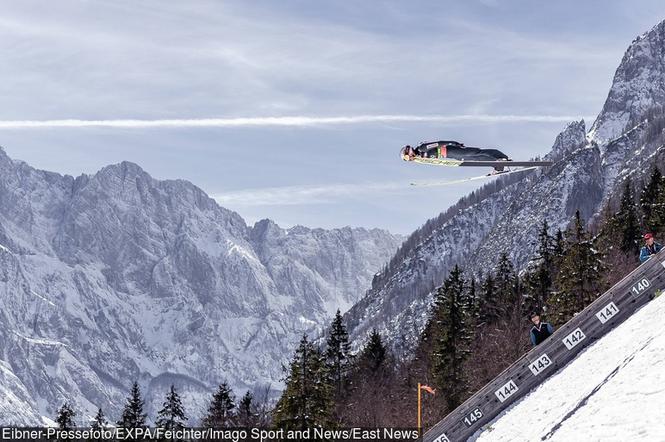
<box><xmin>553</xmin><ymin>228</ymin><xmax>565</xmax><ymax>259</ymax></box>
<box><xmin>236</xmin><ymin>391</ymin><xmax>257</xmax><ymax>427</ymax></box>
<box><xmin>155</xmin><ymin>385</ymin><xmax>188</xmax><ymax>432</ymax></box>
<box><xmin>357</xmin><ymin>329</ymin><xmax>387</xmax><ymax>373</ymax></box>
<box><xmin>641</xmin><ymin>166</ymin><xmax>664</xmax><ymax>232</ymax></box>
<box><xmin>526</xmin><ymin>221</ymin><xmax>554</xmax><ymax>312</ymax></box>
<box><xmin>273</xmin><ymin>334</ymin><xmax>334</xmax><ymax>430</ymax></box>
<box><xmin>495</xmin><ymin>253</ymin><xmax>517</xmax><ymax>309</ymax></box>
<box><xmin>617</xmin><ymin>179</ymin><xmax>641</xmax><ymax>254</ymax></box>
<box><xmin>430</xmin><ymin>265</ymin><xmax>473</xmax><ymax>410</ymax></box>
<box><xmin>479</xmin><ymin>274</ymin><xmax>500</xmax><ymax>323</ymax></box>
<box><xmin>91</xmin><ymin>407</ymin><xmax>107</xmax><ymax>430</ymax></box>
<box><xmin>325</xmin><ymin>309</ymin><xmax>351</xmax><ymax>395</ymax></box>
<box><xmin>466</xmin><ymin>277</ymin><xmax>479</xmax><ymax>328</ymax></box>
<box><xmin>56</xmin><ymin>402</ymin><xmax>76</xmax><ymax>430</ymax></box>
<box><xmin>550</xmin><ymin>211</ymin><xmax>605</xmax><ymax>325</ymax></box>
<box><xmin>202</xmin><ymin>382</ymin><xmax>236</xmax><ymax>428</ymax></box>
<box><xmin>117</xmin><ymin>381</ymin><xmax>148</xmax><ymax>429</ymax></box>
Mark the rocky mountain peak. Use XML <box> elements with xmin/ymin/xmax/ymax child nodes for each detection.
<box><xmin>589</xmin><ymin>19</ymin><xmax>665</xmax><ymax>145</ymax></box>
<box><xmin>547</xmin><ymin>119</ymin><xmax>586</xmax><ymax>162</ymax></box>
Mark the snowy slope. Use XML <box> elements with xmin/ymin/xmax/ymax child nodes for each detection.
<box><xmin>0</xmin><ymin>150</ymin><xmax>402</xmax><ymax>424</ymax></box>
<box><xmin>472</xmin><ymin>294</ymin><xmax>665</xmax><ymax>442</ymax></box>
<box><xmin>345</xmin><ymin>19</ymin><xmax>665</xmax><ymax>355</ymax></box>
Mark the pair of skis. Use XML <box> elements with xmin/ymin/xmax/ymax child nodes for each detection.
<box><xmin>409</xmin><ymin>166</ymin><xmax>538</xmax><ymax>187</ymax></box>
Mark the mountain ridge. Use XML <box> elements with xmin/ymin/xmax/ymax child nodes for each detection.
<box><xmin>0</xmin><ymin>147</ymin><xmax>402</xmax><ymax>423</ymax></box>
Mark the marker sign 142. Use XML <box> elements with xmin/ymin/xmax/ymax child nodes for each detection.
<box><xmin>596</xmin><ymin>302</ymin><xmax>619</xmax><ymax>324</ymax></box>
<box><xmin>563</xmin><ymin>327</ymin><xmax>586</xmax><ymax>350</ymax></box>
<box><xmin>433</xmin><ymin>434</ymin><xmax>450</xmax><ymax>442</ymax></box>
<box><xmin>529</xmin><ymin>353</ymin><xmax>552</xmax><ymax>376</ymax></box>
<box><xmin>495</xmin><ymin>380</ymin><xmax>518</xmax><ymax>403</ymax></box>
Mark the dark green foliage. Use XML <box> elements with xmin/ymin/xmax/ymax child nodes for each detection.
<box><xmin>525</xmin><ymin>221</ymin><xmax>555</xmax><ymax>312</ymax></box>
<box><xmin>495</xmin><ymin>253</ymin><xmax>518</xmax><ymax>308</ymax></box>
<box><xmin>155</xmin><ymin>385</ymin><xmax>188</xmax><ymax>432</ymax></box>
<box><xmin>273</xmin><ymin>334</ymin><xmax>334</xmax><ymax>430</ymax></box>
<box><xmin>357</xmin><ymin>329</ymin><xmax>387</xmax><ymax>373</ymax></box>
<box><xmin>202</xmin><ymin>382</ymin><xmax>235</xmax><ymax>428</ymax></box>
<box><xmin>90</xmin><ymin>407</ymin><xmax>107</xmax><ymax>430</ymax></box>
<box><xmin>641</xmin><ymin>166</ymin><xmax>665</xmax><ymax>233</ymax></box>
<box><xmin>56</xmin><ymin>402</ymin><xmax>76</xmax><ymax>430</ymax></box>
<box><xmin>617</xmin><ymin>179</ymin><xmax>641</xmax><ymax>254</ymax></box>
<box><xmin>553</xmin><ymin>228</ymin><xmax>565</xmax><ymax>259</ymax></box>
<box><xmin>236</xmin><ymin>391</ymin><xmax>258</xmax><ymax>427</ymax></box>
<box><xmin>430</xmin><ymin>265</ymin><xmax>473</xmax><ymax>410</ymax></box>
<box><xmin>325</xmin><ymin>309</ymin><xmax>351</xmax><ymax>395</ymax></box>
<box><xmin>550</xmin><ymin>211</ymin><xmax>605</xmax><ymax>325</ymax></box>
<box><xmin>466</xmin><ymin>278</ymin><xmax>479</xmax><ymax>327</ymax></box>
<box><xmin>117</xmin><ymin>381</ymin><xmax>147</xmax><ymax>428</ymax></box>
<box><xmin>479</xmin><ymin>274</ymin><xmax>500</xmax><ymax>323</ymax></box>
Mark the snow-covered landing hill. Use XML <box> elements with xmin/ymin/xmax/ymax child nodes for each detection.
<box><xmin>472</xmin><ymin>295</ymin><xmax>665</xmax><ymax>442</ymax></box>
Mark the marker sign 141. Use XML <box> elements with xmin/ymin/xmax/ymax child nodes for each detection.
<box><xmin>596</xmin><ymin>302</ymin><xmax>619</xmax><ymax>324</ymax></box>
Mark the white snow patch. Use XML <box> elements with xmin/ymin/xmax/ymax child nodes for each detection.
<box><xmin>473</xmin><ymin>294</ymin><xmax>665</xmax><ymax>442</ymax></box>
<box><xmin>30</xmin><ymin>290</ymin><xmax>56</xmax><ymax>307</ymax></box>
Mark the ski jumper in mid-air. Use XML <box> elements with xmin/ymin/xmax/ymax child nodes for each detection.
<box><xmin>400</xmin><ymin>140</ymin><xmax>552</xmax><ymax>173</ymax></box>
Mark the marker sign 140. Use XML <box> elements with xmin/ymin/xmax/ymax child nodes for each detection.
<box><xmin>631</xmin><ymin>278</ymin><xmax>651</xmax><ymax>296</ymax></box>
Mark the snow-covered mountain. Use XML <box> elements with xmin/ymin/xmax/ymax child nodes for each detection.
<box><xmin>471</xmin><ymin>293</ymin><xmax>665</xmax><ymax>441</ymax></box>
<box><xmin>0</xmin><ymin>151</ymin><xmax>402</xmax><ymax>424</ymax></box>
<box><xmin>345</xmin><ymin>20</ymin><xmax>665</xmax><ymax>355</ymax></box>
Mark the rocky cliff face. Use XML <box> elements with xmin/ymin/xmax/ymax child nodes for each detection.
<box><xmin>0</xmin><ymin>151</ymin><xmax>402</xmax><ymax>424</ymax></box>
<box><xmin>345</xmin><ymin>20</ymin><xmax>665</xmax><ymax>356</ymax></box>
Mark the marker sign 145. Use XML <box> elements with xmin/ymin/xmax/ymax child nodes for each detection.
<box><xmin>462</xmin><ymin>407</ymin><xmax>483</xmax><ymax>428</ymax></box>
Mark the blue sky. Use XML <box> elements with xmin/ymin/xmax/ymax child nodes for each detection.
<box><xmin>1</xmin><ymin>1</ymin><xmax>664</xmax><ymax>234</ymax></box>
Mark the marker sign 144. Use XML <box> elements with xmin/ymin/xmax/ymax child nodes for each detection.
<box><xmin>495</xmin><ymin>380</ymin><xmax>518</xmax><ymax>403</ymax></box>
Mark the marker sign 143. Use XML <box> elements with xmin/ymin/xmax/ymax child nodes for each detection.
<box><xmin>529</xmin><ymin>353</ymin><xmax>552</xmax><ymax>376</ymax></box>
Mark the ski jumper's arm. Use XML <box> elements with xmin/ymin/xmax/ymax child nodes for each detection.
<box><xmin>530</xmin><ymin>329</ymin><xmax>537</xmax><ymax>346</ymax></box>
<box><xmin>640</xmin><ymin>247</ymin><xmax>650</xmax><ymax>263</ymax></box>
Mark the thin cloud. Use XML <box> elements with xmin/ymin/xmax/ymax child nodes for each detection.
<box><xmin>213</xmin><ymin>172</ymin><xmax>515</xmax><ymax>206</ymax></box>
<box><xmin>0</xmin><ymin>114</ymin><xmax>592</xmax><ymax>129</ymax></box>
<box><xmin>213</xmin><ymin>182</ymin><xmax>410</xmax><ymax>206</ymax></box>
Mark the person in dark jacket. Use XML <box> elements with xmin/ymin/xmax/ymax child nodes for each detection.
<box><xmin>639</xmin><ymin>233</ymin><xmax>663</xmax><ymax>263</ymax></box>
<box><xmin>529</xmin><ymin>312</ymin><xmax>554</xmax><ymax>346</ymax></box>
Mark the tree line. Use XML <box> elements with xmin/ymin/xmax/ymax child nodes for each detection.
<box><xmin>54</xmin><ymin>380</ymin><xmax>272</xmax><ymax>433</ymax></box>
